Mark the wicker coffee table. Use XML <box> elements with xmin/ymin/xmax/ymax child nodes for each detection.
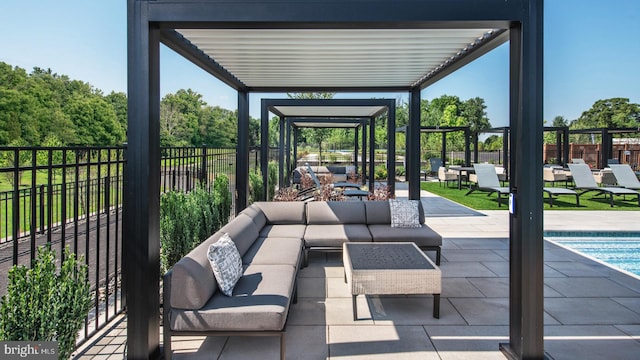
<box><xmin>343</xmin><ymin>242</ymin><xmax>441</xmax><ymax>320</ymax></box>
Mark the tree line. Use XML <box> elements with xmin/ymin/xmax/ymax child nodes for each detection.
<box><xmin>1</xmin><ymin>61</ymin><xmax>637</xmax><ymax>151</ymax></box>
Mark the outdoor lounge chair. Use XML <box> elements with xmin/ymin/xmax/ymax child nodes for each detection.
<box><xmin>568</xmin><ymin>163</ymin><xmax>640</xmax><ymax>207</ymax></box>
<box><xmin>609</xmin><ymin>164</ymin><xmax>640</xmax><ymax>190</ymax></box>
<box><xmin>466</xmin><ymin>163</ymin><xmax>510</xmax><ymax>207</ymax></box>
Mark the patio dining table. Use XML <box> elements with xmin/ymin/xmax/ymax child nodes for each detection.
<box><xmin>448</xmin><ymin>166</ymin><xmax>475</xmax><ymax>190</ymax></box>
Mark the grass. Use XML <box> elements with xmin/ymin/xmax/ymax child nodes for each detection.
<box><xmin>421</xmin><ymin>181</ymin><xmax>640</xmax><ymax>210</ymax></box>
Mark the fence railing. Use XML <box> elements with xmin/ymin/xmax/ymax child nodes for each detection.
<box><xmin>0</xmin><ymin>145</ymin><xmax>237</xmax><ymax>346</ymax></box>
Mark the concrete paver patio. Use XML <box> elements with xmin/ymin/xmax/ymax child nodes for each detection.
<box><xmin>73</xmin><ymin>190</ymin><xmax>640</xmax><ymax>360</ymax></box>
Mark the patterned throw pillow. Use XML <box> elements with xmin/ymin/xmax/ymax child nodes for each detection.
<box><xmin>389</xmin><ymin>199</ymin><xmax>422</xmax><ymax>228</ymax></box>
<box><xmin>207</xmin><ymin>233</ymin><xmax>243</xmax><ymax>296</ymax></box>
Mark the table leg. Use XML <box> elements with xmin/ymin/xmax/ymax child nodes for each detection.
<box><xmin>352</xmin><ymin>295</ymin><xmax>358</xmax><ymax>321</ymax></box>
<box><xmin>457</xmin><ymin>173</ymin><xmax>462</xmax><ymax>190</ymax></box>
<box><xmin>433</xmin><ymin>294</ymin><xmax>440</xmax><ymax>319</ymax></box>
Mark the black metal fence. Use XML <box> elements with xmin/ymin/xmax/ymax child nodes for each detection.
<box><xmin>0</xmin><ymin>145</ymin><xmax>237</xmax><ymax>345</ymax></box>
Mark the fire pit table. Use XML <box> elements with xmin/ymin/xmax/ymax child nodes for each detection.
<box><xmin>343</xmin><ymin>242</ymin><xmax>441</xmax><ymax>320</ymax></box>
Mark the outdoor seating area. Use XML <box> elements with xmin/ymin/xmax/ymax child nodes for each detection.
<box><xmin>74</xmin><ymin>190</ymin><xmax>640</xmax><ymax>360</ymax></box>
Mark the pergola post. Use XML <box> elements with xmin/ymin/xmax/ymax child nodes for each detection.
<box><xmin>464</xmin><ymin>128</ymin><xmax>471</xmax><ymax>166</ymax></box>
<box><xmin>286</xmin><ymin>119</ymin><xmax>292</xmax><ymax>184</ymax></box>
<box><xmin>125</xmin><ymin>1</ymin><xmax>161</xmax><ymax>357</ymax></box>
<box><xmin>279</xmin><ymin>116</ymin><xmax>285</xmax><ymax>188</ymax></box>
<box><xmin>293</xmin><ymin>127</ymin><xmax>299</xmax><ymax>171</ymax></box>
<box><xmin>441</xmin><ymin>133</ymin><xmax>447</xmax><ymax>165</ymax></box>
<box><xmin>562</xmin><ymin>127</ymin><xmax>570</xmax><ymax>166</ymax></box>
<box><xmin>362</xmin><ymin>120</ymin><xmax>367</xmax><ymax>185</ymax></box>
<box><xmin>408</xmin><ymin>88</ymin><xmax>421</xmax><ymax>200</ymax></box>
<box><xmin>500</xmin><ymin>0</ymin><xmax>545</xmax><ymax>358</ymax></box>
<box><xmin>502</xmin><ymin>127</ymin><xmax>510</xmax><ymax>171</ymax></box>
<box><xmin>387</xmin><ymin>101</ymin><xmax>396</xmax><ymax>196</ymax></box>
<box><xmin>602</xmin><ymin>128</ymin><xmax>610</xmax><ymax>168</ymax></box>
<box><xmin>236</xmin><ymin>91</ymin><xmax>250</xmax><ymax>214</ymax></box>
<box><xmin>260</xmin><ymin>100</ymin><xmax>269</xmax><ymax>200</ymax></box>
<box><xmin>369</xmin><ymin>116</ymin><xmax>375</xmax><ymax>192</ymax></box>
<box><xmin>354</xmin><ymin>125</ymin><xmax>360</xmax><ymax>177</ymax></box>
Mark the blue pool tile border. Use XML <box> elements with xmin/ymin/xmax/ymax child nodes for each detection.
<box><xmin>544</xmin><ymin>230</ymin><xmax>640</xmax><ymax>238</ymax></box>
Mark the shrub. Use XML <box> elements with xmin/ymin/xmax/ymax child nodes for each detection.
<box><xmin>213</xmin><ymin>174</ymin><xmax>232</xmax><ymax>225</ymax></box>
<box><xmin>159</xmin><ymin>181</ymin><xmax>232</xmax><ymax>274</ymax></box>
<box><xmin>0</xmin><ymin>246</ymin><xmax>91</xmax><ymax>360</ymax></box>
<box><xmin>395</xmin><ymin>166</ymin><xmax>406</xmax><ymax>176</ymax></box>
<box><xmin>374</xmin><ymin>165</ymin><xmax>387</xmax><ymax>180</ymax></box>
<box><xmin>249</xmin><ymin>169</ymin><xmax>264</xmax><ymax>204</ymax></box>
<box><xmin>267</xmin><ymin>161</ymin><xmax>278</xmax><ymax>200</ymax></box>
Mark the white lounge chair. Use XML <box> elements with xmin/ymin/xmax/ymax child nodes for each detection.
<box><xmin>466</xmin><ymin>163</ymin><xmax>510</xmax><ymax>207</ymax></box>
<box><xmin>609</xmin><ymin>164</ymin><xmax>640</xmax><ymax>190</ymax></box>
<box><xmin>568</xmin><ymin>163</ymin><xmax>639</xmax><ymax>207</ymax></box>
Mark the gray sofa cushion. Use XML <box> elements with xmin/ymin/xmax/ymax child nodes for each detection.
<box><xmin>254</xmin><ymin>201</ymin><xmax>306</xmax><ymax>224</ymax></box>
<box><xmin>304</xmin><ymin>224</ymin><xmax>372</xmax><ymax>247</ymax></box>
<box><xmin>306</xmin><ymin>201</ymin><xmax>366</xmax><ymax>224</ymax></box>
<box><xmin>170</xmin><ymin>233</ymin><xmax>223</xmax><ymax>310</ymax></box>
<box><xmin>365</xmin><ymin>200</ymin><xmax>425</xmax><ymax>225</ymax></box>
<box><xmin>259</xmin><ymin>224</ymin><xmax>307</xmax><ymax>239</ymax></box>
<box><xmin>242</xmin><ymin>237</ymin><xmax>303</xmax><ymax>267</ymax></box>
<box><xmin>368</xmin><ymin>224</ymin><xmax>442</xmax><ymax>247</ymax></box>
<box><xmin>169</xmin><ymin>264</ymin><xmax>295</xmax><ymax>332</ymax></box>
<box><xmin>219</xmin><ymin>214</ymin><xmax>260</xmax><ymax>257</ymax></box>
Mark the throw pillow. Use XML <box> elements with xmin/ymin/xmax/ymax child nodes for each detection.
<box><xmin>207</xmin><ymin>233</ymin><xmax>243</xmax><ymax>296</ymax></box>
<box><xmin>389</xmin><ymin>199</ymin><xmax>421</xmax><ymax>228</ymax></box>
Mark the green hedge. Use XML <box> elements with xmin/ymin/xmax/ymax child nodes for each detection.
<box><xmin>160</xmin><ymin>174</ymin><xmax>231</xmax><ymax>274</ymax></box>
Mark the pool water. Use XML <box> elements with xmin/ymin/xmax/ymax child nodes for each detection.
<box><xmin>546</xmin><ymin>233</ymin><xmax>640</xmax><ymax>277</ymax></box>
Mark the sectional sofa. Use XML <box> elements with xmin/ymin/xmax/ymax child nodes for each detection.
<box><xmin>163</xmin><ymin>200</ymin><xmax>442</xmax><ymax>359</ymax></box>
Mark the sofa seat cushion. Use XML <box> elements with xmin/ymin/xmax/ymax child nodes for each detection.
<box><xmin>243</xmin><ymin>237</ymin><xmax>303</xmax><ymax>267</ymax></box>
<box><xmin>368</xmin><ymin>224</ymin><xmax>442</xmax><ymax>247</ymax></box>
<box><xmin>259</xmin><ymin>224</ymin><xmax>307</xmax><ymax>239</ymax></box>
<box><xmin>304</xmin><ymin>224</ymin><xmax>372</xmax><ymax>247</ymax></box>
<box><xmin>169</xmin><ymin>264</ymin><xmax>295</xmax><ymax>332</ymax></box>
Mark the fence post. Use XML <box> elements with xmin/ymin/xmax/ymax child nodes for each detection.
<box><xmin>12</xmin><ymin>148</ymin><xmax>20</xmax><ymax>265</ymax></box>
<box><xmin>201</xmin><ymin>144</ymin><xmax>208</xmax><ymax>187</ymax></box>
<box><xmin>39</xmin><ymin>184</ymin><xmax>45</xmax><ymax>234</ymax></box>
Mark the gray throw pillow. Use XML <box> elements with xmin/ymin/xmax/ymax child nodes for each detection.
<box><xmin>389</xmin><ymin>199</ymin><xmax>421</xmax><ymax>228</ymax></box>
<box><xmin>207</xmin><ymin>233</ymin><xmax>243</xmax><ymax>296</ymax></box>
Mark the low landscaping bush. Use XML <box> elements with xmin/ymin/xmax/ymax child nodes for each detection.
<box><xmin>0</xmin><ymin>246</ymin><xmax>92</xmax><ymax>360</ymax></box>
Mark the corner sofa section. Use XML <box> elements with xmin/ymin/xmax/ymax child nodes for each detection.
<box><xmin>163</xmin><ymin>200</ymin><xmax>442</xmax><ymax>359</ymax></box>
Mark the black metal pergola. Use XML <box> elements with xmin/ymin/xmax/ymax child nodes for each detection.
<box><xmin>264</xmin><ymin>98</ymin><xmax>396</xmax><ymax>197</ymax></box>
<box><xmin>127</xmin><ymin>1</ymin><xmax>544</xmax><ymax>359</ymax></box>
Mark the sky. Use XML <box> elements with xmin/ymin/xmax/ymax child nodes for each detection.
<box><xmin>1</xmin><ymin>0</ymin><xmax>639</xmax><ymax>128</ymax></box>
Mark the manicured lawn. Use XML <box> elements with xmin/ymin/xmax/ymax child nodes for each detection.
<box><xmin>421</xmin><ymin>181</ymin><xmax>640</xmax><ymax>210</ymax></box>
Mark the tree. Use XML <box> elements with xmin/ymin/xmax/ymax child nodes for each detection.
<box><xmin>65</xmin><ymin>96</ymin><xmax>125</xmax><ymax>145</ymax></box>
<box><xmin>573</xmin><ymin>98</ymin><xmax>640</xmax><ymax>129</ymax></box>
<box><xmin>105</xmin><ymin>91</ymin><xmax>128</xmax><ymax>133</ymax></box>
<box><xmin>461</xmin><ymin>97</ymin><xmax>491</xmax><ymax>133</ymax></box>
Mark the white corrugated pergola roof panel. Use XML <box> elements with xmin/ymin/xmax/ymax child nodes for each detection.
<box><xmin>177</xmin><ymin>28</ymin><xmax>494</xmax><ymax>88</ymax></box>
<box><xmin>271</xmin><ymin>105</ymin><xmax>387</xmax><ymax>118</ymax></box>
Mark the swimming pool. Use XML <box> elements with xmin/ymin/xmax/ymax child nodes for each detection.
<box><xmin>545</xmin><ymin>231</ymin><xmax>640</xmax><ymax>278</ymax></box>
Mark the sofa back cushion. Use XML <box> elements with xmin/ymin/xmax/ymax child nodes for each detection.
<box><xmin>365</xmin><ymin>200</ymin><xmax>425</xmax><ymax>225</ymax></box>
<box><xmin>219</xmin><ymin>214</ymin><xmax>260</xmax><ymax>257</ymax></box>
<box><xmin>238</xmin><ymin>204</ymin><xmax>267</xmax><ymax>229</ymax></box>
<box><xmin>306</xmin><ymin>201</ymin><xmax>366</xmax><ymax>224</ymax></box>
<box><xmin>253</xmin><ymin>202</ymin><xmax>306</xmax><ymax>224</ymax></box>
<box><xmin>170</xmin><ymin>233</ymin><xmax>222</xmax><ymax>309</ymax></box>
